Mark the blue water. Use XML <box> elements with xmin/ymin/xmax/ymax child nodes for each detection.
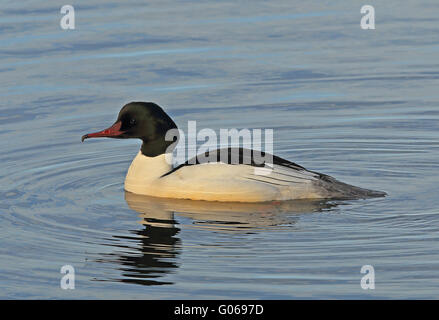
<box><xmin>1</xmin><ymin>0</ymin><xmax>439</xmax><ymax>299</ymax></box>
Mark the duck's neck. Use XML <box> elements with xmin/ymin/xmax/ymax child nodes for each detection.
<box><xmin>125</xmin><ymin>151</ymin><xmax>172</xmax><ymax>192</ymax></box>
<box><xmin>141</xmin><ymin>138</ymin><xmax>169</xmax><ymax>157</ymax></box>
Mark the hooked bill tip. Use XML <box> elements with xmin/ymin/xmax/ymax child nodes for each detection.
<box><xmin>81</xmin><ymin>134</ymin><xmax>88</xmax><ymax>142</ymax></box>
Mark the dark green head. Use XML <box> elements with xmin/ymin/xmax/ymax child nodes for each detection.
<box><xmin>82</xmin><ymin>102</ymin><xmax>179</xmax><ymax>157</ymax></box>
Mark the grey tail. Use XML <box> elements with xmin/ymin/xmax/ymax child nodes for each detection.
<box><xmin>313</xmin><ymin>174</ymin><xmax>387</xmax><ymax>200</ymax></box>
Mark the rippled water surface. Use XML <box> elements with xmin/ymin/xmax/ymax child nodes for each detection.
<box><xmin>1</xmin><ymin>0</ymin><xmax>439</xmax><ymax>299</ymax></box>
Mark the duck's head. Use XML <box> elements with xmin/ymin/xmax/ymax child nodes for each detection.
<box><xmin>82</xmin><ymin>102</ymin><xmax>179</xmax><ymax>157</ymax></box>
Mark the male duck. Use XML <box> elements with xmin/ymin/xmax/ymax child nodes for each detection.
<box><xmin>82</xmin><ymin>102</ymin><xmax>386</xmax><ymax>202</ymax></box>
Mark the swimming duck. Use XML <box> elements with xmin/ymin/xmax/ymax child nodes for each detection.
<box><xmin>82</xmin><ymin>102</ymin><xmax>386</xmax><ymax>202</ymax></box>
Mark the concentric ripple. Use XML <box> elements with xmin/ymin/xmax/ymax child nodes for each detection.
<box><xmin>2</xmin><ymin>0</ymin><xmax>439</xmax><ymax>299</ymax></box>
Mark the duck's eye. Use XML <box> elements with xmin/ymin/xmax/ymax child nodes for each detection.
<box><xmin>129</xmin><ymin>119</ymin><xmax>136</xmax><ymax>126</ymax></box>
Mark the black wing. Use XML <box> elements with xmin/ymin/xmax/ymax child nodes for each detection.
<box><xmin>161</xmin><ymin>147</ymin><xmax>307</xmax><ymax>178</ymax></box>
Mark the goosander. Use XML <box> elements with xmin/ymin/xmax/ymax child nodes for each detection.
<box><xmin>82</xmin><ymin>102</ymin><xmax>386</xmax><ymax>202</ymax></box>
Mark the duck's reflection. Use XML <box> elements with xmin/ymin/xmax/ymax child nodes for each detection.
<box><xmin>96</xmin><ymin>208</ymin><xmax>180</xmax><ymax>286</ymax></box>
<box><xmin>126</xmin><ymin>192</ymin><xmax>339</xmax><ymax>232</ymax></box>
<box><xmin>100</xmin><ymin>192</ymin><xmax>339</xmax><ymax>286</ymax></box>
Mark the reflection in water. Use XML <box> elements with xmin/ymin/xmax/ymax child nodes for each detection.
<box><xmin>126</xmin><ymin>192</ymin><xmax>339</xmax><ymax>232</ymax></box>
<box><xmin>95</xmin><ymin>213</ymin><xmax>181</xmax><ymax>286</ymax></box>
<box><xmin>97</xmin><ymin>192</ymin><xmax>339</xmax><ymax>286</ymax></box>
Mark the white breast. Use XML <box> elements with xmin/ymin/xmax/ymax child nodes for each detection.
<box><xmin>124</xmin><ymin>152</ymin><xmax>326</xmax><ymax>202</ymax></box>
